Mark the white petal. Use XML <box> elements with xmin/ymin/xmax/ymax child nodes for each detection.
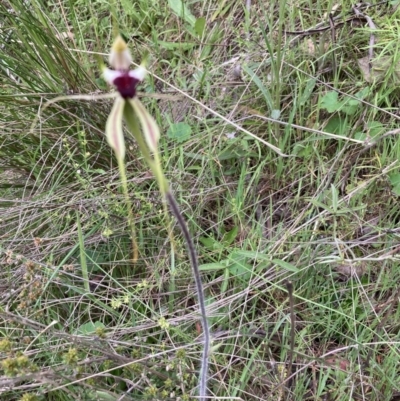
<box><xmin>103</xmin><ymin>68</ymin><xmax>122</xmax><ymax>85</ymax></box>
<box><xmin>129</xmin><ymin>66</ymin><xmax>147</xmax><ymax>81</ymax></box>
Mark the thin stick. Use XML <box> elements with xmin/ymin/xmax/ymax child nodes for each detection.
<box><xmin>76</xmin><ymin>209</ymin><xmax>90</xmax><ymax>292</ymax></box>
<box><xmin>286</xmin><ymin>280</ymin><xmax>295</xmax><ymax>390</ymax></box>
<box><xmin>165</xmin><ymin>191</ymin><xmax>210</xmax><ymax>400</ymax></box>
<box><xmin>352</xmin><ymin>5</ymin><xmax>376</xmax><ymax>72</ymax></box>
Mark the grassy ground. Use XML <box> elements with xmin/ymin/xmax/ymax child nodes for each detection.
<box><xmin>1</xmin><ymin>0</ymin><xmax>400</xmax><ymax>400</ymax></box>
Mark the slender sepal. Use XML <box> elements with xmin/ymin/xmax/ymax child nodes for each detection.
<box><xmin>128</xmin><ymin>97</ymin><xmax>160</xmax><ymax>152</ymax></box>
<box><xmin>106</xmin><ymin>97</ymin><xmax>126</xmax><ymax>161</ymax></box>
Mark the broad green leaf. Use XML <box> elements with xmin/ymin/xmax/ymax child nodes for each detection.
<box><xmin>228</xmin><ymin>257</ymin><xmax>252</xmax><ymax>280</ymax></box>
<box><xmin>92</xmin><ymin>169</ymin><xmax>106</xmax><ymax>174</ymax></box>
<box><xmin>222</xmin><ymin>226</ymin><xmax>238</xmax><ymax>246</ymax></box>
<box><xmin>158</xmin><ymin>41</ymin><xmax>195</xmax><ymax>51</ymax></box>
<box><xmin>229</xmin><ymin>263</ymin><xmax>252</xmax><ymax>278</ymax></box>
<box><xmin>85</xmin><ymin>248</ymin><xmax>107</xmax><ymax>273</ymax></box>
<box><xmin>354</xmin><ymin>132</ymin><xmax>366</xmax><ymax>141</ymax></box>
<box><xmin>199</xmin><ymin>236</ymin><xmax>224</xmax><ymax>250</ymax></box>
<box><xmin>91</xmin><ymin>391</ymin><xmax>118</xmax><ymax>401</ymax></box>
<box><xmin>292</xmin><ymin>142</ymin><xmax>313</xmax><ymax>157</ymax></box>
<box><xmin>272</xmin><ymin>259</ymin><xmax>299</xmax><ymax>273</ymax></box>
<box><xmin>300</xmin><ymin>78</ymin><xmax>317</xmax><ymax>105</ymax></box>
<box><xmin>167</xmin><ymin>122</ymin><xmax>192</xmax><ymax>143</ymax></box>
<box><xmin>168</xmin><ymin>0</ymin><xmax>196</xmax><ymax>26</ymax></box>
<box><xmin>389</xmin><ymin>172</ymin><xmax>400</xmax><ymax>186</ymax></box>
<box><xmin>195</xmin><ymin>17</ymin><xmax>206</xmax><ymax>36</ymax></box>
<box><xmin>231</xmin><ymin>250</ymin><xmax>271</xmax><ymax>261</ymax></box>
<box><xmin>341</xmin><ymin>98</ymin><xmax>360</xmax><ymax>115</ymax></box>
<box><xmin>199</xmin><ymin>262</ymin><xmax>228</xmax><ymax>271</ymax></box>
<box><xmin>355</xmin><ymin>87</ymin><xmax>370</xmax><ymax>100</ymax></box>
<box><xmin>367</xmin><ymin>121</ymin><xmax>384</xmax><ymax>138</ymax></box>
<box><xmin>354</xmin><ymin>120</ymin><xmax>383</xmax><ymax>141</ymax></box>
<box><xmin>320</xmin><ymin>91</ymin><xmax>340</xmax><ymax>113</ymax></box>
<box><xmin>242</xmin><ymin>64</ymin><xmax>273</xmax><ymax>111</ymax></box>
<box><xmin>75</xmin><ymin>321</ymin><xmax>105</xmax><ymax>335</ymax></box>
<box><xmin>325</xmin><ymin>116</ymin><xmax>349</xmax><ymax>136</ymax></box>
<box><xmin>218</xmin><ymin>147</ymin><xmax>250</xmax><ymax>160</ymax></box>
<box><xmin>393</xmin><ymin>185</ymin><xmax>400</xmax><ymax>196</ymax></box>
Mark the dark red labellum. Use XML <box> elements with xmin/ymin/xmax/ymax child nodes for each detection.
<box><xmin>113</xmin><ymin>73</ymin><xmax>140</xmax><ymax>99</ymax></box>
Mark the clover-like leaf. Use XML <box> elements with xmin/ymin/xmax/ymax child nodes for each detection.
<box><xmin>167</xmin><ymin>122</ymin><xmax>192</xmax><ymax>143</ymax></box>
<box><xmin>320</xmin><ymin>91</ymin><xmax>340</xmax><ymax>113</ymax></box>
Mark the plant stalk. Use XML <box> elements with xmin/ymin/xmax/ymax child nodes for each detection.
<box><xmin>117</xmin><ymin>155</ymin><xmax>139</xmax><ymax>263</ymax></box>
<box><xmin>165</xmin><ymin>191</ymin><xmax>210</xmax><ymax>399</ymax></box>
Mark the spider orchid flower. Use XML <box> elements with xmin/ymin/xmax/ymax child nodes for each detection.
<box><xmin>103</xmin><ymin>37</ymin><xmax>209</xmax><ymax>398</ymax></box>
<box><xmin>103</xmin><ymin>36</ymin><xmax>160</xmax><ymax>161</ymax></box>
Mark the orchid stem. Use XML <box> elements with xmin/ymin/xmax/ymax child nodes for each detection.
<box><xmin>165</xmin><ymin>191</ymin><xmax>210</xmax><ymax>400</ymax></box>
<box><xmin>122</xmin><ymin>88</ymin><xmax>209</xmax><ymax>398</ymax></box>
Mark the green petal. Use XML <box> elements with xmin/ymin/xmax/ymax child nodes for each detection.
<box><xmin>106</xmin><ymin>97</ymin><xmax>125</xmax><ymax>161</ymax></box>
<box><xmin>128</xmin><ymin>97</ymin><xmax>160</xmax><ymax>152</ymax></box>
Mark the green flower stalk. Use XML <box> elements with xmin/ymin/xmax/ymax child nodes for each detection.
<box><xmin>103</xmin><ymin>36</ymin><xmax>210</xmax><ymax>399</ymax></box>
